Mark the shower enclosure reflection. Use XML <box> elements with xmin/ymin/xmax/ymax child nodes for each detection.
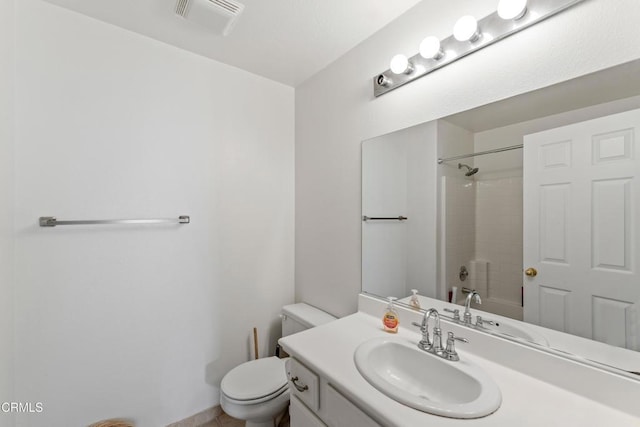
<box><xmin>439</xmin><ymin>139</ymin><xmax>525</xmax><ymax>320</ymax></box>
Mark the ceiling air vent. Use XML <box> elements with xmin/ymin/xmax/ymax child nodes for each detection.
<box><xmin>175</xmin><ymin>0</ymin><xmax>245</xmax><ymax>36</ymax></box>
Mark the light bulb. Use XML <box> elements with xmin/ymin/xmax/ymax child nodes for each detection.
<box><xmin>453</xmin><ymin>15</ymin><xmax>481</xmax><ymax>42</ymax></box>
<box><xmin>498</xmin><ymin>0</ymin><xmax>528</xmax><ymax>20</ymax></box>
<box><xmin>419</xmin><ymin>36</ymin><xmax>444</xmax><ymax>60</ymax></box>
<box><xmin>389</xmin><ymin>54</ymin><xmax>413</xmax><ymax>74</ymax></box>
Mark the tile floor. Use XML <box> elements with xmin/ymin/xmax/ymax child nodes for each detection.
<box><xmin>197</xmin><ymin>411</ymin><xmax>244</xmax><ymax>427</ymax></box>
<box><xmin>197</xmin><ymin>409</ymin><xmax>289</xmax><ymax>427</ymax></box>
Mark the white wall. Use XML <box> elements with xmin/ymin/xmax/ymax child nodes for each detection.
<box><xmin>12</xmin><ymin>1</ymin><xmax>294</xmax><ymax>426</ymax></box>
<box><xmin>295</xmin><ymin>0</ymin><xmax>640</xmax><ymax>317</ymax></box>
<box><xmin>0</xmin><ymin>0</ymin><xmax>15</xmax><ymax>422</ymax></box>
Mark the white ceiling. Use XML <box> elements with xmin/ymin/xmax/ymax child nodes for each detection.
<box><xmin>43</xmin><ymin>0</ymin><xmax>424</xmax><ymax>86</ymax></box>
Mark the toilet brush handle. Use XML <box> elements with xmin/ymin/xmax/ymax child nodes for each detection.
<box><xmin>253</xmin><ymin>327</ymin><xmax>259</xmax><ymax>360</ymax></box>
<box><xmin>290</xmin><ymin>376</ymin><xmax>309</xmax><ymax>392</ymax></box>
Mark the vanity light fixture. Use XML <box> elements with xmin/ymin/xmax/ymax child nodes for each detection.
<box><xmin>419</xmin><ymin>36</ymin><xmax>444</xmax><ymax>60</ymax></box>
<box><xmin>376</xmin><ymin>74</ymin><xmax>392</xmax><ymax>87</ymax></box>
<box><xmin>374</xmin><ymin>0</ymin><xmax>586</xmax><ymax>97</ymax></box>
<box><xmin>498</xmin><ymin>0</ymin><xmax>529</xmax><ymax>20</ymax></box>
<box><xmin>390</xmin><ymin>54</ymin><xmax>414</xmax><ymax>74</ymax></box>
<box><xmin>453</xmin><ymin>15</ymin><xmax>481</xmax><ymax>42</ymax></box>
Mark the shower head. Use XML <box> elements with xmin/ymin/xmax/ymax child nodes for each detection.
<box><xmin>458</xmin><ymin>163</ymin><xmax>479</xmax><ymax>176</ymax></box>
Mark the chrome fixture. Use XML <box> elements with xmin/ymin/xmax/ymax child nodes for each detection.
<box><xmin>362</xmin><ymin>216</ymin><xmax>408</xmax><ymax>221</ymax></box>
<box><xmin>475</xmin><ymin>316</ymin><xmax>496</xmax><ymax>327</ymax></box>
<box><xmin>458</xmin><ymin>163</ymin><xmax>479</xmax><ymax>177</ymax></box>
<box><xmin>438</xmin><ymin>144</ymin><xmax>523</xmax><ymax>164</ymax></box>
<box><xmin>464</xmin><ymin>290</ymin><xmax>482</xmax><ymax>324</ymax></box>
<box><xmin>39</xmin><ymin>215</ymin><xmax>190</xmax><ymax>227</ymax></box>
<box><xmin>459</xmin><ymin>265</ymin><xmax>469</xmax><ymax>281</ymax></box>
<box><xmin>373</xmin><ymin>0</ymin><xmax>586</xmax><ymax>97</ymax></box>
<box><xmin>290</xmin><ymin>376</ymin><xmax>309</xmax><ymax>392</ymax></box>
<box><xmin>412</xmin><ymin>308</ymin><xmax>440</xmax><ymax>353</ymax></box>
<box><xmin>444</xmin><ymin>332</ymin><xmax>469</xmax><ymax>361</ymax></box>
<box><xmin>412</xmin><ymin>308</ymin><xmax>467</xmax><ymax>361</ymax></box>
<box><xmin>443</xmin><ymin>307</ymin><xmax>461</xmax><ymax>322</ymax></box>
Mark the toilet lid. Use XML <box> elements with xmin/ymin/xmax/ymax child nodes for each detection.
<box><xmin>221</xmin><ymin>357</ymin><xmax>288</xmax><ymax>401</ymax></box>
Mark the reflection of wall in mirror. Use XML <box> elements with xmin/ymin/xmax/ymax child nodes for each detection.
<box><xmin>362</xmin><ymin>132</ymin><xmax>408</xmax><ymax>298</ymax></box>
<box><xmin>362</xmin><ymin>121</ymin><xmax>437</xmax><ymax>299</ymax></box>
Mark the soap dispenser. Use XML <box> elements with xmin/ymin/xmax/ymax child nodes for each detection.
<box><xmin>409</xmin><ymin>289</ymin><xmax>421</xmax><ymax>310</ymax></box>
<box><xmin>382</xmin><ymin>297</ymin><xmax>399</xmax><ymax>333</ymax></box>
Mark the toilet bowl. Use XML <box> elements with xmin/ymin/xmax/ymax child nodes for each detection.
<box><xmin>220</xmin><ymin>303</ymin><xmax>336</xmax><ymax>427</ymax></box>
<box><xmin>220</xmin><ymin>357</ymin><xmax>290</xmax><ymax>427</ymax></box>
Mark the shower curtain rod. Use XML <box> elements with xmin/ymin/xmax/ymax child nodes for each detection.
<box><xmin>437</xmin><ymin>144</ymin><xmax>523</xmax><ymax>164</ymax></box>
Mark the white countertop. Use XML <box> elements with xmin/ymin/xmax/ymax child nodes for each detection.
<box><xmin>279</xmin><ymin>310</ymin><xmax>640</xmax><ymax>427</ymax></box>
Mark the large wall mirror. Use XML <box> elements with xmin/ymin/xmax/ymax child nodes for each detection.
<box><xmin>362</xmin><ymin>59</ymin><xmax>640</xmax><ymax>377</ymax></box>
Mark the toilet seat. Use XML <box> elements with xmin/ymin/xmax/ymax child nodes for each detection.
<box><xmin>221</xmin><ymin>357</ymin><xmax>288</xmax><ymax>404</ymax></box>
<box><xmin>223</xmin><ymin>384</ymin><xmax>288</xmax><ymax>405</ymax></box>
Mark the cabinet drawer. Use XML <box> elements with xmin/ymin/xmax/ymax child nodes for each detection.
<box><xmin>288</xmin><ymin>358</ymin><xmax>320</xmax><ymax>411</ymax></box>
<box><xmin>323</xmin><ymin>384</ymin><xmax>381</xmax><ymax>427</ymax></box>
<box><xmin>290</xmin><ymin>395</ymin><xmax>326</xmax><ymax>427</ymax></box>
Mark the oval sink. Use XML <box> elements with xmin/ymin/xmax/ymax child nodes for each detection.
<box><xmin>354</xmin><ymin>337</ymin><xmax>501</xmax><ymax>419</ymax></box>
<box><xmin>482</xmin><ymin>321</ymin><xmax>549</xmax><ymax>346</ymax></box>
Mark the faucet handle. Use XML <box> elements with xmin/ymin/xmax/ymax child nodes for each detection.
<box><xmin>444</xmin><ymin>332</ymin><xmax>468</xmax><ymax>361</ymax></box>
<box><xmin>411</xmin><ymin>321</ymin><xmax>425</xmax><ymax>331</ymax></box>
<box><xmin>475</xmin><ymin>316</ymin><xmax>495</xmax><ymax>327</ymax></box>
<box><xmin>443</xmin><ymin>308</ymin><xmax>460</xmax><ymax>321</ymax></box>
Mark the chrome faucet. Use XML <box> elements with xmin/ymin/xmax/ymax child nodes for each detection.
<box><xmin>411</xmin><ymin>308</ymin><xmax>437</xmax><ymax>351</ymax></box>
<box><xmin>426</xmin><ymin>309</ymin><xmax>444</xmax><ymax>356</ymax></box>
<box><xmin>463</xmin><ymin>290</ymin><xmax>482</xmax><ymax>324</ymax></box>
<box><xmin>412</xmin><ymin>308</ymin><xmax>466</xmax><ymax>361</ymax></box>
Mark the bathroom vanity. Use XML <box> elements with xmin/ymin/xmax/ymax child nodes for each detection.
<box><xmin>278</xmin><ymin>294</ymin><xmax>640</xmax><ymax>427</ymax></box>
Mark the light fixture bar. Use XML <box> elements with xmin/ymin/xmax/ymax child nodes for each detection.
<box><xmin>373</xmin><ymin>0</ymin><xmax>586</xmax><ymax>97</ymax></box>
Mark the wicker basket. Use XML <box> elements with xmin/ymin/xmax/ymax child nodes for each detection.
<box><xmin>88</xmin><ymin>419</ymin><xmax>134</xmax><ymax>427</ymax></box>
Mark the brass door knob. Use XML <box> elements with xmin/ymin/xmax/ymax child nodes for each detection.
<box><xmin>524</xmin><ymin>267</ymin><xmax>538</xmax><ymax>277</ymax></box>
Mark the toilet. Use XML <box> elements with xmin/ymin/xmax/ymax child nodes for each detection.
<box><xmin>220</xmin><ymin>303</ymin><xmax>336</xmax><ymax>427</ymax></box>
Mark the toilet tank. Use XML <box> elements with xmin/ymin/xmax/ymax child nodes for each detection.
<box><xmin>281</xmin><ymin>303</ymin><xmax>336</xmax><ymax>337</ymax></box>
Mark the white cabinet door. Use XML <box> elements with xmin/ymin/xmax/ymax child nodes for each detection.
<box><xmin>523</xmin><ymin>108</ymin><xmax>640</xmax><ymax>349</ymax></box>
<box><xmin>290</xmin><ymin>395</ymin><xmax>326</xmax><ymax>427</ymax></box>
<box><xmin>322</xmin><ymin>384</ymin><xmax>381</xmax><ymax>427</ymax></box>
